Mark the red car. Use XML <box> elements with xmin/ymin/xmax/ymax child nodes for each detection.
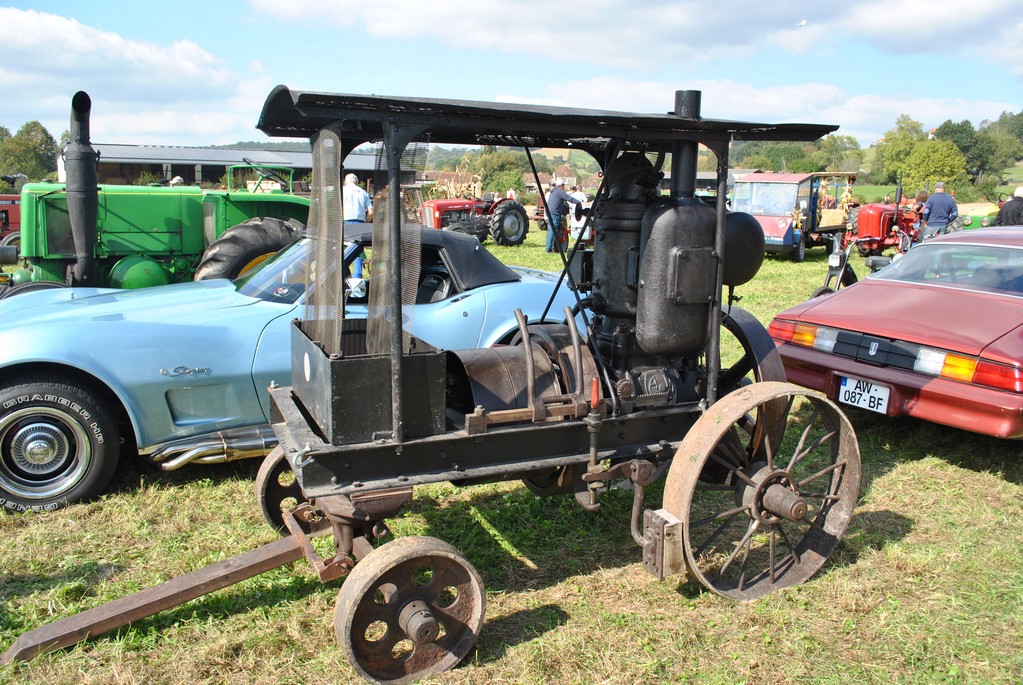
<box><xmin>769</xmin><ymin>227</ymin><xmax>1023</xmax><ymax>438</ymax></box>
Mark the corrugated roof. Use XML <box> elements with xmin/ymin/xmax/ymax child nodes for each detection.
<box><xmin>91</xmin><ymin>144</ymin><xmax>380</xmax><ymax>171</ymax></box>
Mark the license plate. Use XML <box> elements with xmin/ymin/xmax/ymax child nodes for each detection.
<box><xmin>838</xmin><ymin>376</ymin><xmax>890</xmax><ymax>414</ymax></box>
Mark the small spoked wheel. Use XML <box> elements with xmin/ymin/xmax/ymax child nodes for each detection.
<box><xmin>335</xmin><ymin>536</ymin><xmax>486</xmax><ymax>684</ymax></box>
<box><xmin>664</xmin><ymin>381</ymin><xmax>860</xmax><ymax>600</ymax></box>
<box><xmin>255</xmin><ymin>446</ymin><xmax>311</xmax><ymax>535</ymax></box>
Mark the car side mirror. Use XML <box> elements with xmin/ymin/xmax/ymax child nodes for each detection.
<box><xmin>345</xmin><ymin>277</ymin><xmax>368</xmax><ymax>300</ymax></box>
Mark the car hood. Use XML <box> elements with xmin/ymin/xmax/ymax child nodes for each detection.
<box><xmin>0</xmin><ymin>279</ymin><xmax>261</xmax><ymax>330</ymax></box>
<box><xmin>775</xmin><ymin>279</ymin><xmax>1023</xmax><ymax>356</ymax></box>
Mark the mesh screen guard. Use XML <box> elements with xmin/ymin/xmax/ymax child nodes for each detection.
<box><xmin>302</xmin><ymin>129</ymin><xmax>345</xmax><ymax>355</ymax></box>
<box><xmin>302</xmin><ymin>130</ymin><xmax>421</xmax><ymax>357</ymax></box>
<box><xmin>367</xmin><ymin>185</ymin><xmax>420</xmax><ymax>356</ymax></box>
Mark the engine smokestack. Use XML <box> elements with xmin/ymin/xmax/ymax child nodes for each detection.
<box><xmin>66</xmin><ymin>91</ymin><xmax>98</xmax><ymax>285</ymax></box>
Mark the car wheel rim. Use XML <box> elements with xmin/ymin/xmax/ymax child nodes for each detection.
<box><xmin>0</xmin><ymin>407</ymin><xmax>91</xmax><ymax>499</ymax></box>
<box><xmin>502</xmin><ymin>214</ymin><xmax>523</xmax><ymax>239</ymax></box>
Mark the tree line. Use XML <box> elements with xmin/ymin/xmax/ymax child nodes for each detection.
<box><xmin>3</xmin><ymin>108</ymin><xmax>1022</xmax><ymax>201</ymax></box>
<box><xmin>0</xmin><ymin>122</ymin><xmax>60</xmax><ymax>191</ymax></box>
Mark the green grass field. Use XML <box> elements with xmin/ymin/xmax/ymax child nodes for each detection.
<box><xmin>2</xmin><ymin>225</ymin><xmax>1022</xmax><ymax>685</ymax></box>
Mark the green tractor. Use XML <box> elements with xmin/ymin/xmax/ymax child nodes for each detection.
<box><xmin>0</xmin><ymin>91</ymin><xmax>309</xmax><ymax>297</ymax></box>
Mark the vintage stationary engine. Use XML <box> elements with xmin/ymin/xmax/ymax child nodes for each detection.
<box><xmin>4</xmin><ymin>88</ymin><xmax>861</xmax><ymax>685</ymax></box>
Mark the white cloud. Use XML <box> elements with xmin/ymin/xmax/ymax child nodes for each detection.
<box><xmin>501</xmin><ymin>75</ymin><xmax>1017</xmax><ymax>146</ymax></box>
<box><xmin>0</xmin><ymin>8</ymin><xmax>264</xmax><ymax>145</ymax></box>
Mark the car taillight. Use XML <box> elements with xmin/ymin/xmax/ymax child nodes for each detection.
<box><xmin>914</xmin><ymin>348</ymin><xmax>1023</xmax><ymax>392</ymax></box>
<box><xmin>770</xmin><ymin>319</ymin><xmax>1023</xmax><ymax>393</ymax></box>
<box><xmin>973</xmin><ymin>359</ymin><xmax>1023</xmax><ymax>392</ymax></box>
<box><xmin>768</xmin><ymin>320</ymin><xmax>837</xmax><ymax>352</ymax></box>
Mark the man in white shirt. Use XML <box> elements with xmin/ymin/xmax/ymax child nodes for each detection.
<box><xmin>569</xmin><ymin>185</ymin><xmax>589</xmax><ymax>240</ymax></box>
<box><xmin>343</xmin><ymin>174</ymin><xmax>373</xmax><ymax>222</ymax></box>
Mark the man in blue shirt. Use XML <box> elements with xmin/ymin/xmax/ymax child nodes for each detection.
<box><xmin>544</xmin><ymin>181</ymin><xmax>582</xmax><ymax>252</ymax></box>
<box><xmin>921</xmin><ymin>181</ymin><xmax>958</xmax><ymax>239</ymax></box>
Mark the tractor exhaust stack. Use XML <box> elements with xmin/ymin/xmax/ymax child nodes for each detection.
<box><xmin>66</xmin><ymin>91</ymin><xmax>98</xmax><ymax>286</ymax></box>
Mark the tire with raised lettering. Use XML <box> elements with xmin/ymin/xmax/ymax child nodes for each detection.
<box><xmin>0</xmin><ymin>376</ymin><xmax>121</xmax><ymax>512</ymax></box>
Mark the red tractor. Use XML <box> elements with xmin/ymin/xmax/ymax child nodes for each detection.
<box><xmin>846</xmin><ymin>193</ymin><xmax>919</xmax><ymax>256</ymax></box>
<box><xmin>419</xmin><ymin>193</ymin><xmax>530</xmax><ymax>246</ymax></box>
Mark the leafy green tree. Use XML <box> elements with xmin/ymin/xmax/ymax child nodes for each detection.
<box><xmin>0</xmin><ymin>121</ymin><xmax>59</xmax><ymax>180</ymax></box>
<box><xmin>933</xmin><ymin>119</ymin><xmax>1004</xmax><ymax>184</ymax></box>
<box><xmin>871</xmin><ymin>115</ymin><xmax>926</xmax><ymax>184</ymax></box>
<box><xmin>902</xmin><ymin>140</ymin><xmax>968</xmax><ymax>193</ymax></box>
<box><xmin>987</xmin><ymin>110</ymin><xmax>1023</xmax><ymax>146</ymax></box>
<box><xmin>812</xmin><ymin>134</ymin><xmax>862</xmax><ymax>172</ymax></box>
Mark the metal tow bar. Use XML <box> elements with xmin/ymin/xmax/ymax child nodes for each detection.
<box><xmin>1</xmin><ymin>536</ymin><xmax>305</xmax><ymax>665</ymax></box>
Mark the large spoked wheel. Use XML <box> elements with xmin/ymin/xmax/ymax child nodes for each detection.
<box><xmin>664</xmin><ymin>381</ymin><xmax>860</xmax><ymax>600</ymax></box>
<box><xmin>0</xmin><ymin>376</ymin><xmax>121</xmax><ymax>512</ymax></box>
<box><xmin>255</xmin><ymin>446</ymin><xmax>313</xmax><ymax>535</ymax></box>
<box><xmin>194</xmin><ymin>216</ymin><xmax>304</xmax><ymax>281</ymax></box>
<box><xmin>335</xmin><ymin>536</ymin><xmax>486</xmax><ymax>684</ymax></box>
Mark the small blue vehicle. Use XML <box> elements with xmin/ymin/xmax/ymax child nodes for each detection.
<box><xmin>0</xmin><ymin>227</ymin><xmax>579</xmax><ymax>512</ymax></box>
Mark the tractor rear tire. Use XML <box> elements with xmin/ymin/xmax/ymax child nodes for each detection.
<box><xmin>0</xmin><ymin>232</ymin><xmax>19</xmax><ymax>250</ymax></box>
<box><xmin>194</xmin><ymin>217</ymin><xmax>304</xmax><ymax>281</ymax></box>
<box><xmin>490</xmin><ymin>202</ymin><xmax>529</xmax><ymax>246</ymax></box>
<box><xmin>846</xmin><ymin>206</ymin><xmax>859</xmax><ymax>236</ymax></box>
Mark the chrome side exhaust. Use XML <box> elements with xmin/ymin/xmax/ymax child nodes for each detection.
<box><xmin>145</xmin><ymin>425</ymin><xmax>277</xmax><ymax>471</ymax></box>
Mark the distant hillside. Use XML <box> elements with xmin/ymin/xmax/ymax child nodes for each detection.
<box><xmin>214</xmin><ymin>141</ymin><xmax>311</xmax><ymax>152</ymax></box>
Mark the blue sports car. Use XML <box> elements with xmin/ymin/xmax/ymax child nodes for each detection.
<box><xmin>0</xmin><ymin>227</ymin><xmax>579</xmax><ymax>512</ymax></box>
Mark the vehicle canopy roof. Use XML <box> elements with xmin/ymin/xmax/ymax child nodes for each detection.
<box><xmin>256</xmin><ymin>86</ymin><xmax>837</xmax><ymax>152</ymax></box>
<box><xmin>737</xmin><ymin>172</ymin><xmax>855</xmax><ymax>185</ymax></box>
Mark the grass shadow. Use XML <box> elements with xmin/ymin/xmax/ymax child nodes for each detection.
<box><xmin>408</xmin><ymin>482</ymin><xmax>644</xmax><ymax>595</ymax></box>
<box><xmin>473</xmin><ymin>604</ymin><xmax>569</xmax><ymax>665</ymax></box>
<box><xmin>0</xmin><ymin>561</ymin><xmax>124</xmax><ymax>605</ymax></box>
<box><xmin>844</xmin><ymin>408</ymin><xmax>1023</xmax><ymax>486</ymax></box>
<box><xmin>101</xmin><ymin>451</ymin><xmax>263</xmax><ymax>499</ymax></box>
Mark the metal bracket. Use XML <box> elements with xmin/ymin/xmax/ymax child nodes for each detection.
<box><xmin>642</xmin><ymin>508</ymin><xmax>684</xmax><ymax>581</ymax></box>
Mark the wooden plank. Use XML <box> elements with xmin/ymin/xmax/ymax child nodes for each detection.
<box><xmin>2</xmin><ymin>536</ymin><xmax>304</xmax><ymax>664</ymax></box>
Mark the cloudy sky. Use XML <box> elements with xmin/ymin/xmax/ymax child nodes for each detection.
<box><xmin>3</xmin><ymin>1</ymin><xmax>1021</xmax><ymax>149</ymax></box>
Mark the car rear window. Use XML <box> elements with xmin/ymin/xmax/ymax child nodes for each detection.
<box><xmin>873</xmin><ymin>242</ymin><xmax>1023</xmax><ymax>296</ymax></box>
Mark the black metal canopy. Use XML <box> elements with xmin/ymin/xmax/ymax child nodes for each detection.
<box><xmin>257</xmin><ymin>85</ymin><xmax>838</xmax><ymax>149</ymax></box>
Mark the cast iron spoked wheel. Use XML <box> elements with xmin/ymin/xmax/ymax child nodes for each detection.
<box><xmin>663</xmin><ymin>381</ymin><xmax>860</xmax><ymax>600</ymax></box>
<box><xmin>255</xmin><ymin>446</ymin><xmax>312</xmax><ymax>536</ymax></box>
<box><xmin>335</xmin><ymin>536</ymin><xmax>486</xmax><ymax>684</ymax></box>
<box><xmin>717</xmin><ymin>306</ymin><xmax>789</xmax><ymax>467</ymax></box>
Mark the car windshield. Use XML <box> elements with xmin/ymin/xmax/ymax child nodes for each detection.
<box><xmin>233</xmin><ymin>238</ymin><xmax>311</xmax><ymax>304</ymax></box>
<box><xmin>872</xmin><ymin>242</ymin><xmax>1023</xmax><ymax>296</ymax></box>
<box><xmin>731</xmin><ymin>182</ymin><xmax>797</xmax><ymax>216</ymax></box>
<box><xmin>234</xmin><ymin>237</ymin><xmax>363</xmax><ymax>304</ymax></box>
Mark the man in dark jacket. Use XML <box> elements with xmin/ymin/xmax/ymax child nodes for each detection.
<box><xmin>994</xmin><ymin>187</ymin><xmax>1023</xmax><ymax>226</ymax></box>
<box><xmin>544</xmin><ymin>181</ymin><xmax>582</xmax><ymax>252</ymax></box>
